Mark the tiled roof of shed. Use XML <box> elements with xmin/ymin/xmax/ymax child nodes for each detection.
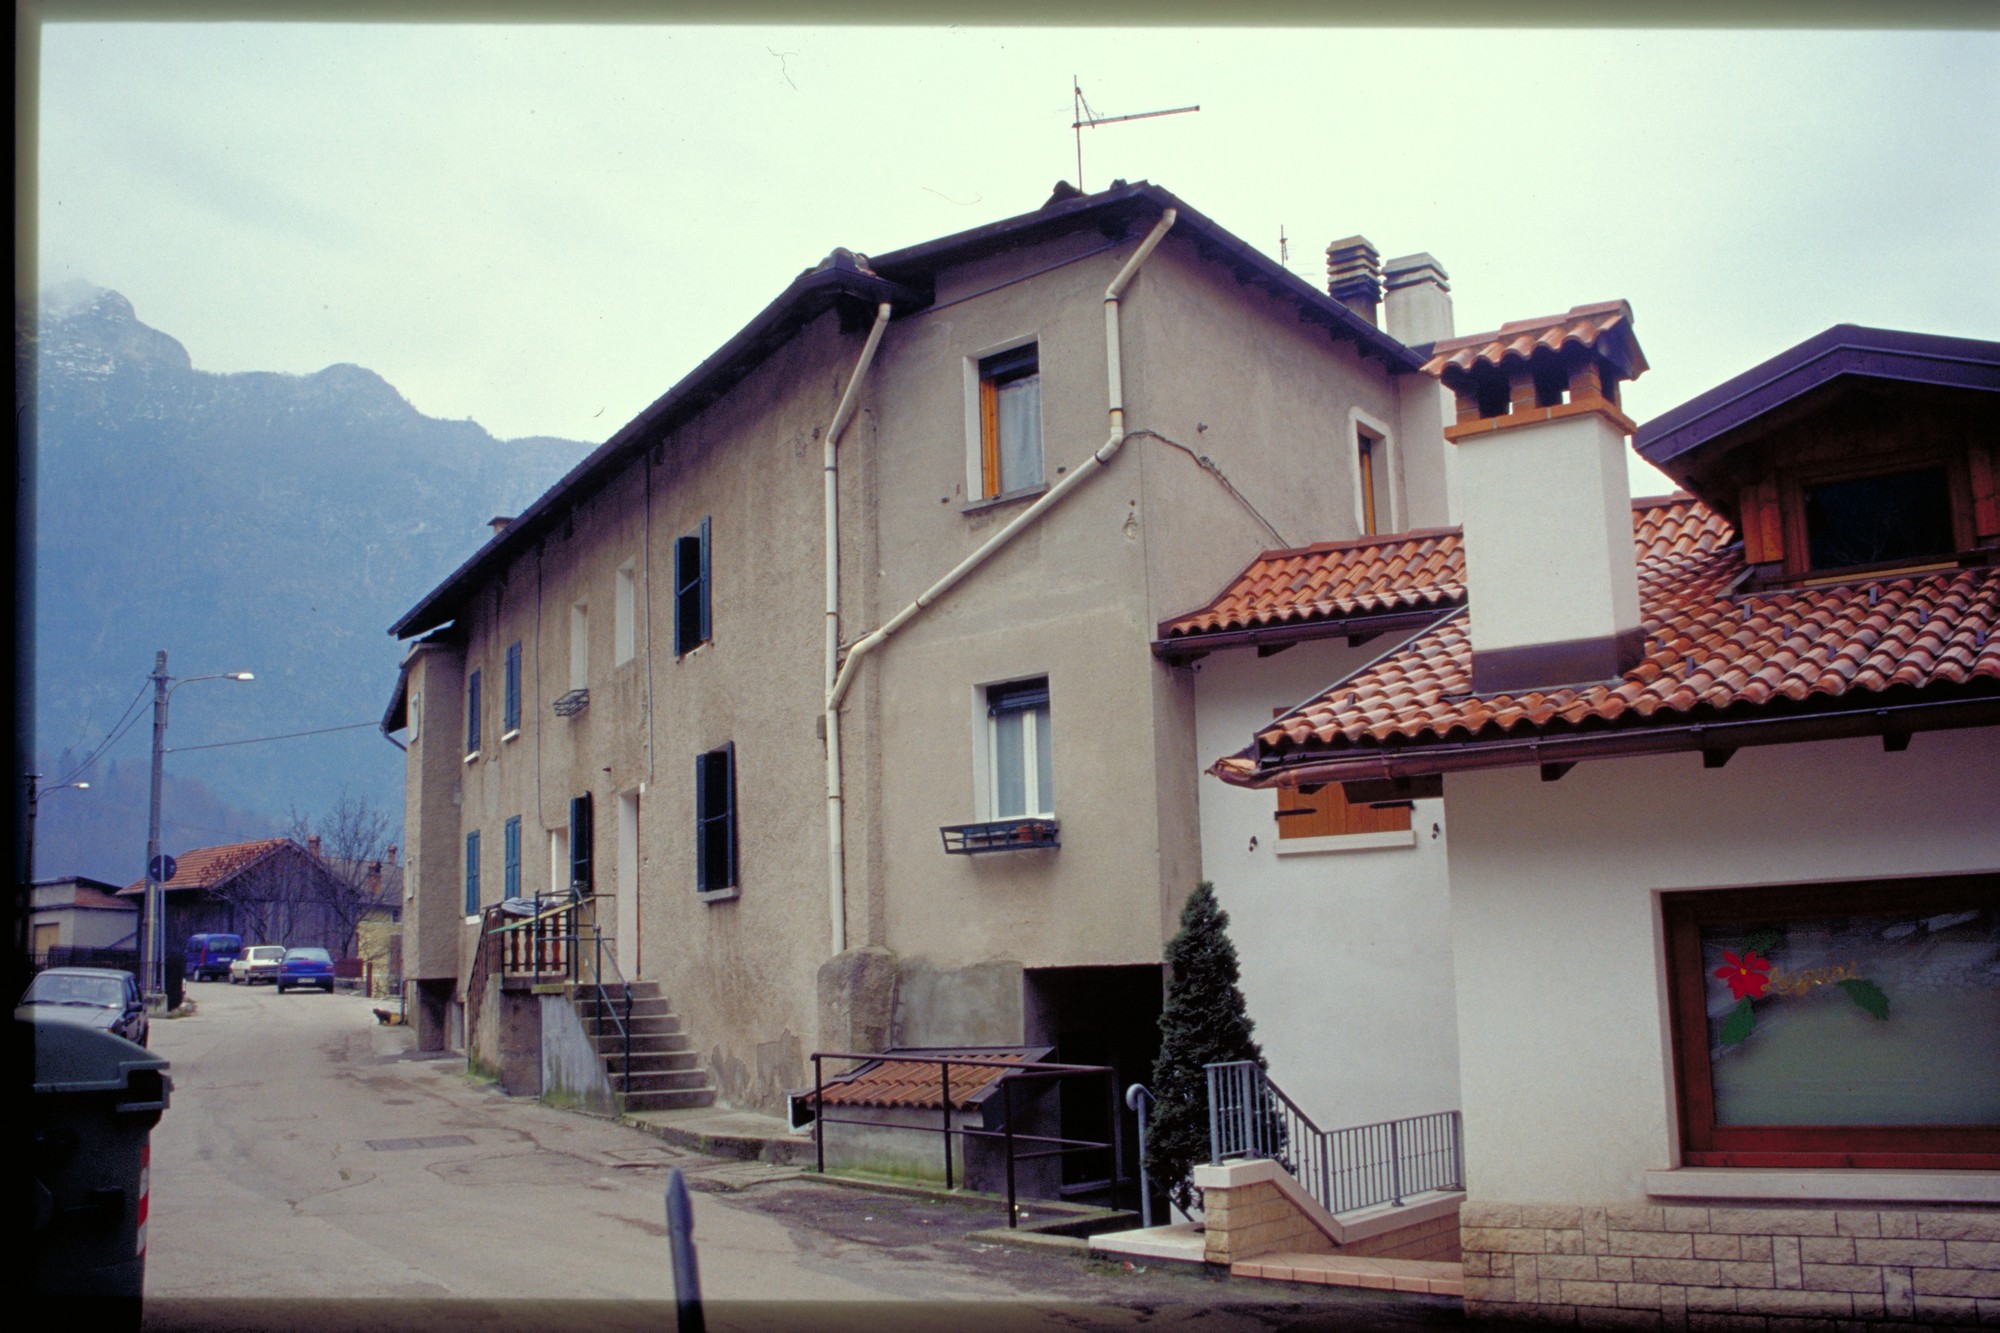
<box><xmin>1421</xmin><ymin>300</ymin><xmax>1645</xmax><ymax>380</ymax></box>
<box><xmin>1160</xmin><ymin>528</ymin><xmax>1464</xmax><ymax>639</ymax></box>
<box><xmin>806</xmin><ymin>1049</ymin><xmax>1037</xmax><ymax>1110</ymax></box>
<box><xmin>1219</xmin><ymin>496</ymin><xmax>2000</xmax><ymax>776</ymax></box>
<box><xmin>120</xmin><ymin>838</ymin><xmax>291</xmax><ymax>895</ymax></box>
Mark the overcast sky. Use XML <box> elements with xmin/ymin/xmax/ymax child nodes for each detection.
<box><xmin>32</xmin><ymin>21</ymin><xmax>2000</xmax><ymax>491</ymax></box>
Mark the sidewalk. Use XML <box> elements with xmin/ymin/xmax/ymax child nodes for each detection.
<box><xmin>619</xmin><ymin>1102</ymin><xmax>816</xmax><ymax>1164</ymax></box>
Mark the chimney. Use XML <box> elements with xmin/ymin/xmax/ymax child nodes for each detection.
<box><xmin>488</xmin><ymin>516</ymin><xmax>514</xmax><ymax>535</ymax></box>
<box><xmin>1383</xmin><ymin>253</ymin><xmax>1453</xmax><ymax>346</ymax></box>
<box><xmin>367</xmin><ymin>861</ymin><xmax>383</xmax><ymax>896</ymax></box>
<box><xmin>1425</xmin><ymin>301</ymin><xmax>1650</xmax><ymax>694</ymax></box>
<box><xmin>307</xmin><ymin>835</ymin><xmax>322</xmax><ymax>858</ymax></box>
<box><xmin>385</xmin><ymin>844</ymin><xmax>398</xmax><ymax>866</ymax></box>
<box><xmin>1325</xmin><ymin>236</ymin><xmax>1382</xmax><ymax>326</ymax></box>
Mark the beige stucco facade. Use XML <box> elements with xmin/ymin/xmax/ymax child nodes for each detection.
<box><xmin>390</xmin><ymin>188</ymin><xmax>1443</xmax><ymax>1115</ymax></box>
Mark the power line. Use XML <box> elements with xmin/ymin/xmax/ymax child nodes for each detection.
<box><xmin>166</xmin><ymin>720</ymin><xmax>382</xmax><ymax>754</ymax></box>
<box><xmin>54</xmin><ymin>676</ymin><xmax>153</xmax><ymax>786</ymax></box>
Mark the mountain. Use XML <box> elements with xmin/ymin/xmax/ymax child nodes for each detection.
<box><xmin>28</xmin><ymin>286</ymin><xmax>588</xmax><ymax>883</ymax></box>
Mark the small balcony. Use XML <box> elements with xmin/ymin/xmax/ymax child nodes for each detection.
<box><xmin>552</xmin><ymin>688</ymin><xmax>589</xmax><ymax>717</ymax></box>
<box><xmin>939</xmin><ymin>817</ymin><xmax>1060</xmax><ymax>855</ymax></box>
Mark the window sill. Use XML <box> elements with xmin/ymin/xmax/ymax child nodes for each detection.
<box><xmin>1644</xmin><ymin>1167</ymin><xmax>2000</xmax><ymax>1205</ymax></box>
<box><xmin>696</xmin><ymin>886</ymin><xmax>740</xmax><ymax>904</ymax></box>
<box><xmin>1274</xmin><ymin>829</ymin><xmax>1416</xmax><ymax>856</ymax></box>
<box><xmin>960</xmin><ymin>484</ymin><xmax>1049</xmax><ymax>516</ymax></box>
<box><xmin>501</xmin><ymin>729</ymin><xmax>520</xmax><ymax>744</ymax></box>
<box><xmin>463</xmin><ymin>751</ymin><xmax>481</xmax><ymax>765</ymax></box>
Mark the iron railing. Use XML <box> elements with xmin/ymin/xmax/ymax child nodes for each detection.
<box><xmin>1206</xmin><ymin>1060</ymin><xmax>1463</xmax><ymax>1216</ymax></box>
<box><xmin>492</xmin><ymin>892</ymin><xmax>634</xmax><ymax>1096</ymax></box>
<box><xmin>807</xmin><ymin>1050</ymin><xmax>1120</xmax><ymax>1227</ymax></box>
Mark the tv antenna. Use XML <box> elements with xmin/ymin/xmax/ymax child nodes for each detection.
<box><xmin>1072</xmin><ymin>77</ymin><xmax>1199</xmax><ymax>193</ymax></box>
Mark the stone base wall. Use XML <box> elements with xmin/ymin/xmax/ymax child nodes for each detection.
<box><xmin>1461</xmin><ymin>1200</ymin><xmax>2000</xmax><ymax>1329</ymax></box>
<box><xmin>1195</xmin><ymin>1159</ymin><xmax>1464</xmax><ymax>1267</ymax></box>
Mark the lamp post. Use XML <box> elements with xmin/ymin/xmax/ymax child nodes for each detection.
<box><xmin>25</xmin><ymin>772</ymin><xmax>90</xmax><ymax>889</ymax></box>
<box><xmin>142</xmin><ymin>650</ymin><xmax>254</xmax><ymax>1006</ymax></box>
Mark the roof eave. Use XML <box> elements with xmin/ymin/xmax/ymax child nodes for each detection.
<box><xmin>1152</xmin><ymin>604</ymin><xmax>1458</xmax><ymax>663</ymax></box>
<box><xmin>1225</xmin><ymin>690</ymin><xmax>2000</xmax><ymax>791</ymax></box>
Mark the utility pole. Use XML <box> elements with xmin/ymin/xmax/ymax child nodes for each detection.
<box><xmin>146</xmin><ymin>650</ymin><xmax>169</xmax><ymax>1006</ymax></box>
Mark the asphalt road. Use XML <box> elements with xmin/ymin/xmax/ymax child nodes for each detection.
<box><xmin>140</xmin><ymin>981</ymin><xmax>1482</xmax><ymax>1332</ymax></box>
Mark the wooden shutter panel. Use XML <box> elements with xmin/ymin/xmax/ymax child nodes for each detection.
<box><xmin>569</xmin><ymin>793</ymin><xmax>594</xmax><ymax>894</ymax></box>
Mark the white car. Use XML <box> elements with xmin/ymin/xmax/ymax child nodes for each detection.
<box><xmin>230</xmin><ymin>945</ymin><xmax>286</xmax><ymax>985</ymax></box>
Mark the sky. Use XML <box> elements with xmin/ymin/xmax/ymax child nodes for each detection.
<box><xmin>30</xmin><ymin>21</ymin><xmax>2000</xmax><ymax>493</ymax></box>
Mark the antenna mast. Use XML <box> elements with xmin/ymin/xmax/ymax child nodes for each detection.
<box><xmin>1072</xmin><ymin>77</ymin><xmax>1200</xmax><ymax>193</ymax></box>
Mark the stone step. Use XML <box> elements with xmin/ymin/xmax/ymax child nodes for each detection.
<box><xmin>615</xmin><ymin>1068</ymin><xmax>713</xmax><ymax>1094</ymax></box>
<box><xmin>604</xmin><ymin>1050</ymin><xmax>702</xmax><ymax>1075</ymax></box>
<box><xmin>593</xmin><ymin>1031</ymin><xmax>693</xmax><ymax>1055</ymax></box>
<box><xmin>619</xmin><ymin>1085</ymin><xmax>718</xmax><ymax>1113</ymax></box>
<box><xmin>576</xmin><ymin>997</ymin><xmax>679</xmax><ymax>1023</ymax></box>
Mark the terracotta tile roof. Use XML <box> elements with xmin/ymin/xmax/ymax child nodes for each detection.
<box><xmin>120</xmin><ymin>838</ymin><xmax>291</xmax><ymax>895</ymax></box>
<box><xmin>1220</xmin><ymin>496</ymin><xmax>2000</xmax><ymax>779</ymax></box>
<box><xmin>1421</xmin><ymin>300</ymin><xmax>1647</xmax><ymax>381</ymax></box>
<box><xmin>806</xmin><ymin>1049</ymin><xmax>1040</xmax><ymax>1110</ymax></box>
<box><xmin>1160</xmin><ymin>528</ymin><xmax>1465</xmax><ymax>640</ymax></box>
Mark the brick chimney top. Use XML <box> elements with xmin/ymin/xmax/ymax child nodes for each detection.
<box><xmin>385</xmin><ymin>844</ymin><xmax>398</xmax><ymax>866</ymax></box>
<box><xmin>307</xmin><ymin>835</ymin><xmax>322</xmax><ymax>857</ymax></box>
<box><xmin>488</xmin><ymin>516</ymin><xmax>514</xmax><ymax>535</ymax></box>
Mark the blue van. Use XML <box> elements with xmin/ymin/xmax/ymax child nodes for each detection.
<box><xmin>185</xmin><ymin>933</ymin><xmax>243</xmax><ymax>982</ymax></box>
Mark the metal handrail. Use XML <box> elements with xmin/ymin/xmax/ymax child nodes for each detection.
<box><xmin>1206</xmin><ymin>1060</ymin><xmax>1463</xmax><ymax>1216</ymax></box>
<box><xmin>493</xmin><ymin>892</ymin><xmax>634</xmax><ymax>1098</ymax></box>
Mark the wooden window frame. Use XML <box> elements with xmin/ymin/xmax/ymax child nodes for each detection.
<box><xmin>1777</xmin><ymin>446</ymin><xmax>1974</xmax><ymax>581</ymax></box>
<box><xmin>977</xmin><ymin>344</ymin><xmax>1042</xmax><ymax>500</ymax></box>
<box><xmin>674</xmin><ymin>518</ymin><xmax>712</xmax><ymax>656</ymax></box>
<box><xmin>1661</xmin><ymin>873</ymin><xmax>2000</xmax><ymax>1170</ymax></box>
<box><xmin>695</xmin><ymin>743</ymin><xmax>737</xmax><ymax>895</ymax></box>
<box><xmin>987</xmin><ymin>678</ymin><xmax>1054</xmax><ymax>820</ymax></box>
<box><xmin>1356</xmin><ymin>425</ymin><xmax>1382</xmax><ymax>537</ymax></box>
<box><xmin>1275</xmin><ymin>783</ymin><xmax>1411</xmax><ymax>840</ymax></box>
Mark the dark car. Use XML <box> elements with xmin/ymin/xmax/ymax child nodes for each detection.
<box><xmin>275</xmin><ymin>948</ymin><xmax>334</xmax><ymax>993</ymax></box>
<box><xmin>17</xmin><ymin>967</ymin><xmax>149</xmax><ymax>1046</ymax></box>
<box><xmin>185</xmin><ymin>932</ymin><xmax>244</xmax><ymax>982</ymax></box>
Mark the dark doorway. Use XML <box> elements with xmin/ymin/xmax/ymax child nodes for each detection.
<box><xmin>1022</xmin><ymin>964</ymin><xmax>1163</xmax><ymax>1208</ymax></box>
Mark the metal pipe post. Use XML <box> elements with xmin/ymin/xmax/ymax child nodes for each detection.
<box><xmin>1004</xmin><ymin>1078</ymin><xmax>1017</xmax><ymax>1229</ymax></box>
<box><xmin>940</xmin><ymin>1062</ymin><xmax>954</xmax><ymax>1191</ymax></box>
<box><xmin>664</xmin><ymin>1168</ymin><xmax>705</xmax><ymax>1333</ymax></box>
<box><xmin>813</xmin><ymin>1056</ymin><xmax>825</xmax><ymax>1174</ymax></box>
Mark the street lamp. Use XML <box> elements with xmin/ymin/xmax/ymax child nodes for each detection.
<box><xmin>143</xmin><ymin>650</ymin><xmax>254</xmax><ymax>1006</ymax></box>
<box><xmin>25</xmin><ymin>773</ymin><xmax>90</xmax><ymax>887</ymax></box>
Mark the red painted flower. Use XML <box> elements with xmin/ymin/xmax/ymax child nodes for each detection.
<box><xmin>1714</xmin><ymin>950</ymin><xmax>1772</xmax><ymax>1000</ymax></box>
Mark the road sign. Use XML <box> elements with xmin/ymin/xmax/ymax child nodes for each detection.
<box><xmin>150</xmin><ymin>854</ymin><xmax>177</xmax><ymax>882</ymax></box>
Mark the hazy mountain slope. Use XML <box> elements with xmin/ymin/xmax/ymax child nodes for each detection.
<box><xmin>30</xmin><ymin>287</ymin><xmax>588</xmax><ymax>883</ymax></box>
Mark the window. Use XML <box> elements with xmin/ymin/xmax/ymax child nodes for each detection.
<box><xmin>988</xmin><ymin>679</ymin><xmax>1054</xmax><ymax>819</ymax></box>
<box><xmin>570</xmin><ymin>601</ymin><xmax>588</xmax><ymax>690</ymax></box>
<box><xmin>615</xmin><ymin>562</ymin><xmax>637</xmax><ymax>665</ymax></box>
<box><xmin>1662</xmin><ymin>875</ymin><xmax>1999</xmax><ymax>1169</ymax></box>
<box><xmin>1276</xmin><ymin>784</ymin><xmax>1411</xmax><ymax>840</ymax></box>
<box><xmin>695</xmin><ymin>743</ymin><xmax>737</xmax><ymax>894</ymax></box>
<box><xmin>463</xmin><ymin>831</ymin><xmax>481</xmax><ymax>916</ymax></box>
<box><xmin>977</xmin><ymin>344</ymin><xmax>1043</xmax><ymax>499</ymax></box>
<box><xmin>503</xmin><ymin>643</ymin><xmax>521</xmax><ymax>734</ymax></box>
<box><xmin>569</xmin><ymin>793</ymin><xmax>594</xmax><ymax>894</ymax></box>
<box><xmin>503</xmin><ymin>817</ymin><xmax>521</xmax><ymax>900</ymax></box>
<box><xmin>1802</xmin><ymin>465</ymin><xmax>1957</xmax><ymax>573</ymax></box>
<box><xmin>1355</xmin><ymin>425</ymin><xmax>1383</xmax><ymax>536</ymax></box>
<box><xmin>465</xmin><ymin>670</ymin><xmax>482</xmax><ymax>758</ymax></box>
<box><xmin>675</xmin><ymin>519</ymin><xmax>711</xmax><ymax>656</ymax></box>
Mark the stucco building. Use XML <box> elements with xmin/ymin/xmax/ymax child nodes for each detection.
<box><xmin>382</xmin><ymin>181</ymin><xmax>1467</xmax><ymax>1178</ymax></box>
<box><xmin>1213</xmin><ymin>322</ymin><xmax>2000</xmax><ymax>1325</ymax></box>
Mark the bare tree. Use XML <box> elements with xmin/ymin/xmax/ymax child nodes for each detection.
<box><xmin>287</xmin><ymin>791</ymin><xmax>398</xmax><ymax>958</ymax></box>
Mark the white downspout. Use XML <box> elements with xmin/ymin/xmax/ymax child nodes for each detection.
<box><xmin>823</xmin><ymin>208</ymin><xmax>1177</xmax><ymax>954</ymax></box>
<box><xmin>824</xmin><ymin>303</ymin><xmax>894</xmax><ymax>957</ymax></box>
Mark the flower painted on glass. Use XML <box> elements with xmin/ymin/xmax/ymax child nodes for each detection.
<box><xmin>1714</xmin><ymin>950</ymin><xmax>1773</xmax><ymax>1000</ymax></box>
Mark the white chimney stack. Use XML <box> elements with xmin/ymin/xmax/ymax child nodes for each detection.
<box><xmin>1383</xmin><ymin>253</ymin><xmax>1453</xmax><ymax>347</ymax></box>
<box><xmin>1425</xmin><ymin>301</ymin><xmax>1650</xmax><ymax>694</ymax></box>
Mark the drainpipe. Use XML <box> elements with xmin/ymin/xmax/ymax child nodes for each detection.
<box><xmin>823</xmin><ymin>208</ymin><xmax>1177</xmax><ymax>955</ymax></box>
<box><xmin>823</xmin><ymin>303</ymin><xmax>895</xmax><ymax>957</ymax></box>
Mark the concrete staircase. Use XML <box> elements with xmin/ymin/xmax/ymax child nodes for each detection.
<box><xmin>572</xmin><ymin>980</ymin><xmax>716</xmax><ymax>1112</ymax></box>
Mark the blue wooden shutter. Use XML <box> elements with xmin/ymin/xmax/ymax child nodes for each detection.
<box><xmin>466</xmin><ymin>670</ymin><xmax>482</xmax><ymax>755</ymax></box>
<box><xmin>503</xmin><ymin>817</ymin><xmax>521</xmax><ymax>899</ymax></box>
<box><xmin>464</xmin><ymin>831</ymin><xmax>480</xmax><ymax>915</ymax></box>
<box><xmin>695</xmin><ymin>743</ymin><xmax>736</xmax><ymax>892</ymax></box>
<box><xmin>569</xmin><ymin>794</ymin><xmax>594</xmax><ymax>894</ymax></box>
<box><xmin>504</xmin><ymin>643</ymin><xmax>521</xmax><ymax>731</ymax></box>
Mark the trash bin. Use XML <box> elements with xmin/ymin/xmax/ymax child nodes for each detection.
<box><xmin>26</xmin><ymin>1016</ymin><xmax>172</xmax><ymax>1317</ymax></box>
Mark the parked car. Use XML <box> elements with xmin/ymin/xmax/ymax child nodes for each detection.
<box><xmin>230</xmin><ymin>945</ymin><xmax>286</xmax><ymax>985</ymax></box>
<box><xmin>185</xmin><ymin>932</ymin><xmax>244</xmax><ymax>982</ymax></box>
<box><xmin>17</xmin><ymin>967</ymin><xmax>149</xmax><ymax>1046</ymax></box>
<box><xmin>275</xmin><ymin>948</ymin><xmax>334</xmax><ymax>993</ymax></box>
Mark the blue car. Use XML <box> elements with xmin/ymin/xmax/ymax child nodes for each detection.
<box><xmin>275</xmin><ymin>947</ymin><xmax>335</xmax><ymax>993</ymax></box>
